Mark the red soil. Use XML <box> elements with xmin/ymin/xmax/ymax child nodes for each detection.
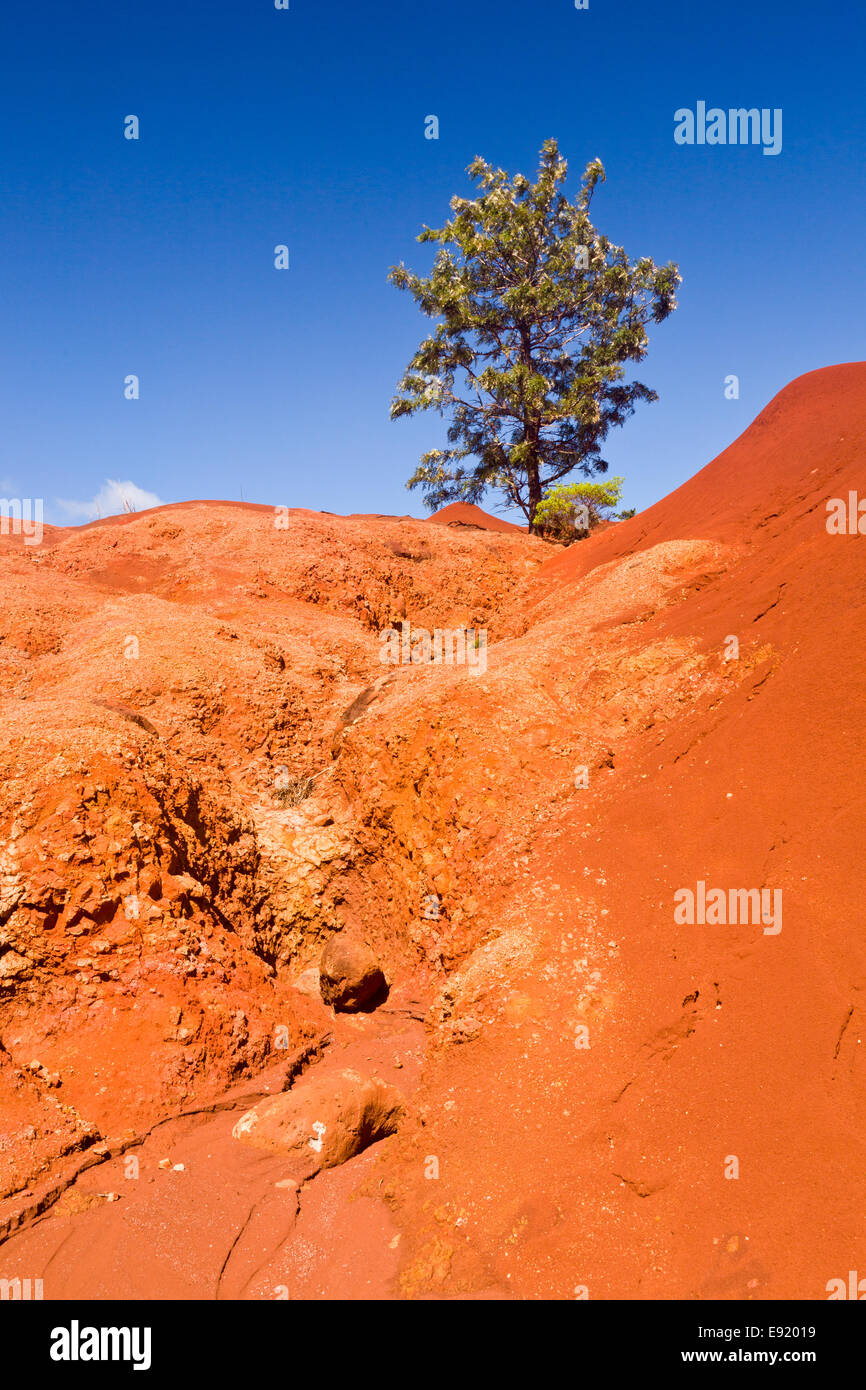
<box><xmin>0</xmin><ymin>362</ymin><xmax>864</xmax><ymax>1299</ymax></box>
<box><xmin>426</xmin><ymin>501</ymin><xmax>526</xmax><ymax>532</ymax></box>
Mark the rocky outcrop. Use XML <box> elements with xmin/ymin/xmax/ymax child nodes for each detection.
<box><xmin>232</xmin><ymin>1067</ymin><xmax>404</xmax><ymax>1179</ymax></box>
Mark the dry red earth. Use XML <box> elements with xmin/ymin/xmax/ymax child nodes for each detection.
<box><xmin>0</xmin><ymin>361</ymin><xmax>864</xmax><ymax>1300</ymax></box>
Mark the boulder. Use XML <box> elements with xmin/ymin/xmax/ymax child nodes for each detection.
<box><xmin>232</xmin><ymin>1068</ymin><xmax>403</xmax><ymax>1180</ymax></box>
<box><xmin>319</xmin><ymin>934</ymin><xmax>385</xmax><ymax>1011</ymax></box>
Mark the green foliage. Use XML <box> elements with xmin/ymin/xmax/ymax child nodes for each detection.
<box><xmin>388</xmin><ymin>139</ymin><xmax>679</xmax><ymax>531</ymax></box>
<box><xmin>534</xmin><ymin>476</ymin><xmax>624</xmax><ymax>542</ymax></box>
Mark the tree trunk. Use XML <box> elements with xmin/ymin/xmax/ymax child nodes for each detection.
<box><xmin>527</xmin><ymin>457</ymin><xmax>542</xmax><ymax>533</ymax></box>
<box><xmin>519</xmin><ymin>329</ymin><xmax>542</xmax><ymax>532</ymax></box>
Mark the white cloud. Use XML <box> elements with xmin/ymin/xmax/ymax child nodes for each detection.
<box><xmin>56</xmin><ymin>478</ymin><xmax>164</xmax><ymax>521</ymax></box>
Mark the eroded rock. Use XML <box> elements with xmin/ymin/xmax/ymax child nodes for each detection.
<box><xmin>232</xmin><ymin>1067</ymin><xmax>403</xmax><ymax>1180</ymax></box>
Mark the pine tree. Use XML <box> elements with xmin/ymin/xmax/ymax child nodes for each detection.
<box><xmin>388</xmin><ymin>139</ymin><xmax>680</xmax><ymax>532</ymax></box>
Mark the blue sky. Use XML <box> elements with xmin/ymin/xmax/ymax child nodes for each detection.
<box><xmin>1</xmin><ymin>0</ymin><xmax>863</xmax><ymax>525</ymax></box>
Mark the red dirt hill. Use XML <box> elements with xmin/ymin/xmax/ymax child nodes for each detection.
<box><xmin>0</xmin><ymin>363</ymin><xmax>864</xmax><ymax>1299</ymax></box>
<box><xmin>427</xmin><ymin>501</ymin><xmax>525</xmax><ymax>532</ymax></box>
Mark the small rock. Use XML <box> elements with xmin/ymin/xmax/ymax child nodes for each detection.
<box><xmin>293</xmin><ymin>966</ymin><xmax>321</xmax><ymax>999</ymax></box>
<box><xmin>319</xmin><ymin>935</ymin><xmax>386</xmax><ymax>1012</ymax></box>
<box><xmin>0</xmin><ymin>951</ymin><xmax>30</xmax><ymax>979</ymax></box>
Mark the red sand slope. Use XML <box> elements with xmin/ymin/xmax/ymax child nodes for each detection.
<box><xmin>393</xmin><ymin>362</ymin><xmax>866</xmax><ymax>1297</ymax></box>
<box><xmin>544</xmin><ymin>360</ymin><xmax>866</xmax><ymax>580</ymax></box>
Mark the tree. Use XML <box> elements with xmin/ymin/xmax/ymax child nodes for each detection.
<box><xmin>388</xmin><ymin>139</ymin><xmax>679</xmax><ymax>532</ymax></box>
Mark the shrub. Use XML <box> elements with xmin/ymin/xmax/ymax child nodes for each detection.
<box><xmin>534</xmin><ymin>476</ymin><xmax>625</xmax><ymax>542</ymax></box>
